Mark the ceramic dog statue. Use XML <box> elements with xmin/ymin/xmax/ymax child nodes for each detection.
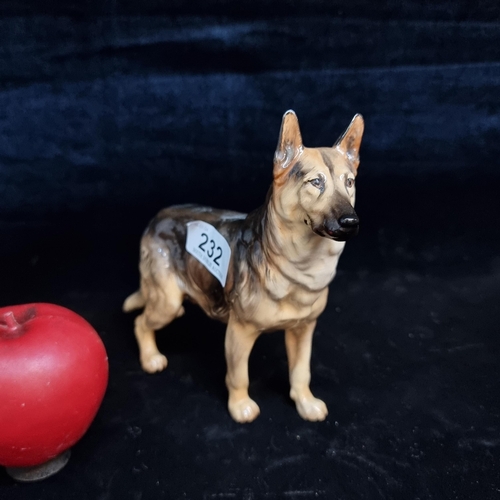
<box><xmin>124</xmin><ymin>110</ymin><xmax>364</xmax><ymax>423</ymax></box>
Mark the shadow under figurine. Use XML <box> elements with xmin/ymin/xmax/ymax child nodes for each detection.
<box><xmin>124</xmin><ymin>110</ymin><xmax>364</xmax><ymax>423</ymax></box>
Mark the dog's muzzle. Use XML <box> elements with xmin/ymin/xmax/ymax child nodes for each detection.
<box><xmin>317</xmin><ymin>213</ymin><xmax>360</xmax><ymax>241</ymax></box>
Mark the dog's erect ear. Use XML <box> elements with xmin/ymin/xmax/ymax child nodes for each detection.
<box><xmin>273</xmin><ymin>110</ymin><xmax>303</xmax><ymax>178</ymax></box>
<box><xmin>335</xmin><ymin>114</ymin><xmax>364</xmax><ymax>170</ymax></box>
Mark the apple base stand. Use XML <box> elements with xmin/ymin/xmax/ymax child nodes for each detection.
<box><xmin>5</xmin><ymin>450</ymin><xmax>71</xmax><ymax>482</ymax></box>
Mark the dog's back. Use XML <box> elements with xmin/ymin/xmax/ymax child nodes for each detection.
<box><xmin>127</xmin><ymin>204</ymin><xmax>247</xmax><ymax>323</ymax></box>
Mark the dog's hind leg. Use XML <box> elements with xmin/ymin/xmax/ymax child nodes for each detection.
<box><xmin>225</xmin><ymin>317</ymin><xmax>261</xmax><ymax>423</ymax></box>
<box><xmin>135</xmin><ymin>278</ymin><xmax>184</xmax><ymax>373</ymax></box>
<box><xmin>285</xmin><ymin>320</ymin><xmax>328</xmax><ymax>421</ymax></box>
<box><xmin>134</xmin><ymin>313</ymin><xmax>168</xmax><ymax>373</ymax></box>
<box><xmin>134</xmin><ymin>244</ymin><xmax>185</xmax><ymax>374</ymax></box>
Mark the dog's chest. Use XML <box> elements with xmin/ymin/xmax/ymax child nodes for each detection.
<box><xmin>250</xmin><ymin>285</ymin><xmax>329</xmax><ymax>330</ymax></box>
<box><xmin>268</xmin><ymin>243</ymin><xmax>344</xmax><ymax>299</ymax></box>
<box><xmin>245</xmin><ymin>251</ymin><xmax>342</xmax><ymax>330</ymax></box>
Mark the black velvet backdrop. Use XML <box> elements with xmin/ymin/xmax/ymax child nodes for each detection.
<box><xmin>1</xmin><ymin>2</ymin><xmax>500</xmax><ymax>499</ymax></box>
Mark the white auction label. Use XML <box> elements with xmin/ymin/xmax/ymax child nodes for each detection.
<box><xmin>186</xmin><ymin>221</ymin><xmax>231</xmax><ymax>287</ymax></box>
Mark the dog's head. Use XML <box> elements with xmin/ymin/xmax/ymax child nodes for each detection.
<box><xmin>272</xmin><ymin>110</ymin><xmax>364</xmax><ymax>242</ymax></box>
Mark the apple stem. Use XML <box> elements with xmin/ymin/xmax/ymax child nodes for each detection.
<box><xmin>0</xmin><ymin>311</ymin><xmax>23</xmax><ymax>339</ymax></box>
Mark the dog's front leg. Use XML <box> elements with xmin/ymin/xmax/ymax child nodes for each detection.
<box><xmin>285</xmin><ymin>321</ymin><xmax>328</xmax><ymax>421</ymax></box>
<box><xmin>225</xmin><ymin>317</ymin><xmax>261</xmax><ymax>423</ymax></box>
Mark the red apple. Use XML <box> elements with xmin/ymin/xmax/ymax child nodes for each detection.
<box><xmin>0</xmin><ymin>303</ymin><xmax>108</xmax><ymax>468</ymax></box>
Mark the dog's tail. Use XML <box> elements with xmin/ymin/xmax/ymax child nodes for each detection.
<box><xmin>123</xmin><ymin>290</ymin><xmax>146</xmax><ymax>312</ymax></box>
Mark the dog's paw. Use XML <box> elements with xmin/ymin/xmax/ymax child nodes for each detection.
<box><xmin>294</xmin><ymin>396</ymin><xmax>328</xmax><ymax>422</ymax></box>
<box><xmin>141</xmin><ymin>353</ymin><xmax>168</xmax><ymax>373</ymax></box>
<box><xmin>228</xmin><ymin>397</ymin><xmax>260</xmax><ymax>423</ymax></box>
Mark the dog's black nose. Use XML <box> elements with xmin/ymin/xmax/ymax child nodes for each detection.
<box><xmin>339</xmin><ymin>214</ymin><xmax>359</xmax><ymax>228</ymax></box>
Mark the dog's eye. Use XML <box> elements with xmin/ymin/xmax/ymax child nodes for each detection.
<box><xmin>345</xmin><ymin>177</ymin><xmax>355</xmax><ymax>188</ymax></box>
<box><xmin>309</xmin><ymin>178</ymin><xmax>323</xmax><ymax>189</ymax></box>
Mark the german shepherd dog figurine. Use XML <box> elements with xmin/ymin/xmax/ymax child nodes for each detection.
<box><xmin>124</xmin><ymin>110</ymin><xmax>364</xmax><ymax>423</ymax></box>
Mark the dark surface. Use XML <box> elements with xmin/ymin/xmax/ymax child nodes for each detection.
<box><xmin>1</xmin><ymin>2</ymin><xmax>500</xmax><ymax>499</ymax></box>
